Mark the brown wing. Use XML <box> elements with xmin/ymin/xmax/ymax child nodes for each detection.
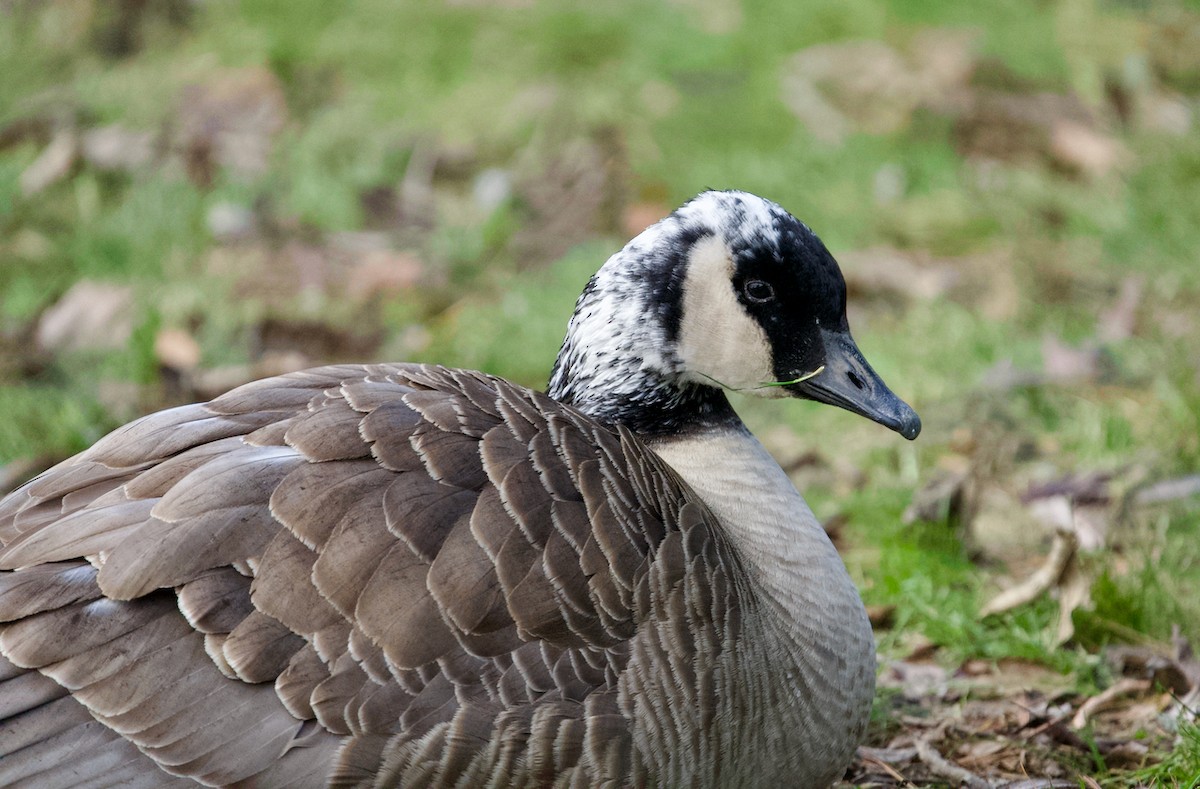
<box><xmin>0</xmin><ymin>363</ymin><xmax>741</xmax><ymax>787</ymax></box>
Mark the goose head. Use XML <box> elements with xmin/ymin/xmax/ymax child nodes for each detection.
<box><xmin>548</xmin><ymin>190</ymin><xmax>921</xmax><ymax>440</ymax></box>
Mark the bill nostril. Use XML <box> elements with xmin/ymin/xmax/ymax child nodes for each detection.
<box><xmin>847</xmin><ymin>371</ymin><xmax>864</xmax><ymax>390</ymax></box>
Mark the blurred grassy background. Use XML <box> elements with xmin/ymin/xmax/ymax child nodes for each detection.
<box><xmin>2</xmin><ymin>0</ymin><xmax>1199</xmax><ymax>783</ymax></box>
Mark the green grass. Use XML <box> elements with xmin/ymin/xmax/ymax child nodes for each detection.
<box><xmin>1</xmin><ymin>0</ymin><xmax>1199</xmax><ymax>781</ymax></box>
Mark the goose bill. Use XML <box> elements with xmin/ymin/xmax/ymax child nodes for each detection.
<box><xmin>787</xmin><ymin>328</ymin><xmax>921</xmax><ymax>440</ymax></box>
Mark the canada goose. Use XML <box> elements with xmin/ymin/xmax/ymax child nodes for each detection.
<box><xmin>0</xmin><ymin>190</ymin><xmax>919</xmax><ymax>788</ymax></box>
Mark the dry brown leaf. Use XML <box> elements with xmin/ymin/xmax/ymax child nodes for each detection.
<box><xmin>36</xmin><ymin>280</ymin><xmax>134</xmax><ymax>353</ymax></box>
<box><xmin>154</xmin><ymin>328</ymin><xmax>202</xmax><ymax>372</ymax></box>
<box><xmin>1049</xmin><ymin>119</ymin><xmax>1129</xmax><ymax>178</ymax></box>
<box><xmin>20</xmin><ymin>129</ymin><xmax>77</xmax><ymax>196</ymax></box>
<box><xmin>1135</xmin><ymin>474</ymin><xmax>1200</xmax><ymax>506</ymax></box>
<box><xmin>957</xmin><ymin>738</ymin><xmax>1007</xmax><ymax>765</ymax></box>
<box><xmin>838</xmin><ymin>247</ymin><xmax>959</xmax><ymax>304</ymax></box>
<box><xmin>1025</xmin><ymin>496</ymin><xmax>1109</xmax><ymax>554</ymax></box>
<box><xmin>80</xmin><ymin>124</ymin><xmax>155</xmax><ymax>172</ymax></box>
<box><xmin>1072</xmin><ymin>678</ymin><xmax>1153</xmax><ymax>729</ymax></box>
<box><xmin>1107</xmin><ymin>647</ymin><xmax>1191</xmax><ymax>695</ymax></box>
<box><xmin>1054</xmin><ymin>555</ymin><xmax>1092</xmax><ymax>645</ymax></box>
<box><xmin>345</xmin><ymin>249</ymin><xmax>424</xmax><ymax>303</ymax></box>
<box><xmin>880</xmin><ymin>661</ymin><xmax>949</xmax><ymax>701</ymax></box>
<box><xmin>955</xmin><ymin>90</ymin><xmax>1118</xmax><ymax>179</ymax></box>
<box><xmin>980</xmin><ymin>527</ymin><xmax>1077</xmax><ymax>618</ymax></box>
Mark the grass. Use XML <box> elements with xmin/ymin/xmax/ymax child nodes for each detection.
<box><xmin>2</xmin><ymin>0</ymin><xmax>1199</xmax><ymax>782</ymax></box>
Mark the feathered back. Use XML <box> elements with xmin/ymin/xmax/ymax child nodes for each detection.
<box><xmin>0</xmin><ymin>363</ymin><xmax>744</xmax><ymax>787</ymax></box>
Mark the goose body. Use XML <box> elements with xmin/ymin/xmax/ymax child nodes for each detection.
<box><xmin>0</xmin><ymin>191</ymin><xmax>918</xmax><ymax>788</ymax></box>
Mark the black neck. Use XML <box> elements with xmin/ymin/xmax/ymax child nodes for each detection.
<box><xmin>555</xmin><ymin>376</ymin><xmax>741</xmax><ymax>438</ymax></box>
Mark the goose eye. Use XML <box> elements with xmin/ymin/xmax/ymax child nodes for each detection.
<box><xmin>743</xmin><ymin>279</ymin><xmax>775</xmax><ymax>304</ymax></box>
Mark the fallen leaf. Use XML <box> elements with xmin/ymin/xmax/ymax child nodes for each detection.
<box><xmin>980</xmin><ymin>527</ymin><xmax>1077</xmax><ymax>618</ymax></box>
<box><xmin>154</xmin><ymin>327</ymin><xmax>202</xmax><ymax>372</ymax></box>
<box><xmin>1049</xmin><ymin>119</ymin><xmax>1129</xmax><ymax>178</ymax></box>
<box><xmin>956</xmin><ymin>737</ymin><xmax>1007</xmax><ymax>765</ymax></box>
<box><xmin>881</xmin><ymin>660</ymin><xmax>949</xmax><ymax>701</ymax></box>
<box><xmin>1134</xmin><ymin>474</ymin><xmax>1200</xmax><ymax>506</ymax></box>
<box><xmin>838</xmin><ymin>247</ymin><xmax>959</xmax><ymax>304</ymax></box>
<box><xmin>1106</xmin><ymin>645</ymin><xmax>1195</xmax><ymax>697</ymax></box>
<box><xmin>344</xmin><ymin>248</ymin><xmax>424</xmax><ymax>303</ymax></box>
<box><xmin>955</xmin><ymin>90</ymin><xmax>1111</xmax><ymax>178</ymax></box>
<box><xmin>20</xmin><ymin>129</ymin><xmax>77</xmax><ymax>196</ymax></box>
<box><xmin>1055</xmin><ymin>555</ymin><xmax>1092</xmax><ymax>644</ymax></box>
<box><xmin>80</xmin><ymin>124</ymin><xmax>156</xmax><ymax>172</ymax></box>
<box><xmin>36</xmin><ymin>281</ymin><xmax>134</xmax><ymax>353</ymax></box>
<box><xmin>1072</xmin><ymin>678</ymin><xmax>1154</xmax><ymax>729</ymax></box>
<box><xmin>1024</xmin><ymin>472</ymin><xmax>1117</xmax><ymax>554</ymax></box>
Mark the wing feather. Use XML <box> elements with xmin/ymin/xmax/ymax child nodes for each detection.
<box><xmin>0</xmin><ymin>363</ymin><xmax>740</xmax><ymax>785</ymax></box>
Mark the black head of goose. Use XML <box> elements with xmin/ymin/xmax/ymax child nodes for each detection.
<box><xmin>0</xmin><ymin>190</ymin><xmax>918</xmax><ymax>788</ymax></box>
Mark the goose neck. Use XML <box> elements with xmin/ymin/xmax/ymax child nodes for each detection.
<box><xmin>645</xmin><ymin>425</ymin><xmax>876</xmax><ymax>787</ymax></box>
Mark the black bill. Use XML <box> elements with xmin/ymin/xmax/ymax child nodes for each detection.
<box><xmin>787</xmin><ymin>328</ymin><xmax>921</xmax><ymax>440</ymax></box>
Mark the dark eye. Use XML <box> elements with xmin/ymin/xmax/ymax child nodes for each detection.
<box><xmin>743</xmin><ymin>279</ymin><xmax>775</xmax><ymax>303</ymax></box>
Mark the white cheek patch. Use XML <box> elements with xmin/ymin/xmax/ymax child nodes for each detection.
<box><xmin>675</xmin><ymin>236</ymin><xmax>781</xmax><ymax>396</ymax></box>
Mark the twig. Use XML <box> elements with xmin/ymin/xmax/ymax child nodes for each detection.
<box><xmin>913</xmin><ymin>737</ymin><xmax>991</xmax><ymax>788</ymax></box>
<box><xmin>860</xmin><ymin>756</ymin><xmax>912</xmax><ymax>784</ymax></box>
<box><xmin>980</xmin><ymin>528</ymin><xmax>1077</xmax><ymax>617</ymax></box>
<box><xmin>1071</xmin><ymin>678</ymin><xmax>1153</xmax><ymax>729</ymax></box>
